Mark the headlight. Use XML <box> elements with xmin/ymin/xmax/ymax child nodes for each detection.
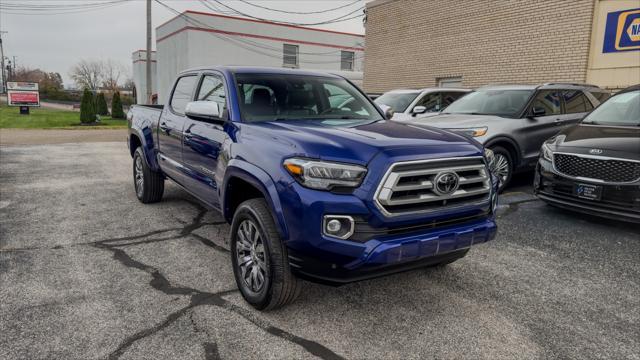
<box><xmin>446</xmin><ymin>127</ymin><xmax>488</xmax><ymax>137</ymax></box>
<box><xmin>541</xmin><ymin>142</ymin><xmax>553</xmax><ymax>162</ymax></box>
<box><xmin>283</xmin><ymin>158</ymin><xmax>367</xmax><ymax>190</ymax></box>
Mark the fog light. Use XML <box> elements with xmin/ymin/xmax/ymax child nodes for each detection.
<box><xmin>323</xmin><ymin>215</ymin><xmax>354</xmax><ymax>240</ymax></box>
<box><xmin>326</xmin><ymin>219</ymin><xmax>342</xmax><ymax>233</ymax></box>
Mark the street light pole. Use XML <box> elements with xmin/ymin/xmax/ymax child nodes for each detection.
<box><xmin>146</xmin><ymin>0</ymin><xmax>152</xmax><ymax>104</ymax></box>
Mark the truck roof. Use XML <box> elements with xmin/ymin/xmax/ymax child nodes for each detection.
<box><xmin>179</xmin><ymin>66</ymin><xmax>344</xmax><ymax>79</ymax></box>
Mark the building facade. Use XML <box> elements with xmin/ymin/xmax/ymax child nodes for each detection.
<box><xmin>131</xmin><ymin>50</ymin><xmax>157</xmax><ymax>104</ymax></box>
<box><xmin>154</xmin><ymin>11</ymin><xmax>365</xmax><ymax>103</ymax></box>
<box><xmin>363</xmin><ymin>0</ymin><xmax>640</xmax><ymax>93</ymax></box>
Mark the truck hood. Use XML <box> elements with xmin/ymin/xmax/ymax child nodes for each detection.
<box><xmin>552</xmin><ymin>124</ymin><xmax>640</xmax><ymax>160</ymax></box>
<box><xmin>407</xmin><ymin>113</ymin><xmax>507</xmax><ymax>128</ymax></box>
<box><xmin>244</xmin><ymin>119</ymin><xmax>481</xmax><ymax>164</ymax></box>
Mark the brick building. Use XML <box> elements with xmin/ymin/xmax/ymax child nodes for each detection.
<box><xmin>363</xmin><ymin>0</ymin><xmax>640</xmax><ymax>92</ymax></box>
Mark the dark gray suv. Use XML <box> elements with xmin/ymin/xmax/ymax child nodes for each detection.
<box><xmin>407</xmin><ymin>83</ymin><xmax>611</xmax><ymax>190</ymax></box>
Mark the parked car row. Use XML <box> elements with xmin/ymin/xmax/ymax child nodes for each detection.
<box><xmin>375</xmin><ymin>83</ymin><xmax>612</xmax><ymax>190</ymax></box>
<box><xmin>375</xmin><ymin>83</ymin><xmax>639</xmax><ymax>222</ymax></box>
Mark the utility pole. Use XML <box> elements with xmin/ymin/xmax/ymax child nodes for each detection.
<box><xmin>0</xmin><ymin>31</ymin><xmax>7</xmax><ymax>93</ymax></box>
<box><xmin>146</xmin><ymin>0</ymin><xmax>152</xmax><ymax>104</ymax></box>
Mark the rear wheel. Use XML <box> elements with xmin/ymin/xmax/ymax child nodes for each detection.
<box><xmin>490</xmin><ymin>146</ymin><xmax>513</xmax><ymax>192</ymax></box>
<box><xmin>231</xmin><ymin>198</ymin><xmax>301</xmax><ymax>310</ymax></box>
<box><xmin>133</xmin><ymin>147</ymin><xmax>164</xmax><ymax>203</ymax></box>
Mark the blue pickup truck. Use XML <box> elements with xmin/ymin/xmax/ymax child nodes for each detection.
<box><xmin>127</xmin><ymin>67</ymin><xmax>499</xmax><ymax>310</ymax></box>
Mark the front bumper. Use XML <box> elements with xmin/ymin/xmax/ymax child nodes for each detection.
<box><xmin>288</xmin><ymin>217</ymin><xmax>496</xmax><ymax>284</ymax></box>
<box><xmin>278</xmin><ymin>179</ymin><xmax>497</xmax><ymax>284</ymax></box>
<box><xmin>534</xmin><ymin>158</ymin><xmax>640</xmax><ymax>223</ymax></box>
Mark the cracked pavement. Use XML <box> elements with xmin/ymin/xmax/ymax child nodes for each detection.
<box><xmin>1</xmin><ymin>142</ymin><xmax>639</xmax><ymax>359</ymax></box>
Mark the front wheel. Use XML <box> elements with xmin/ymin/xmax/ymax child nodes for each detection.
<box><xmin>133</xmin><ymin>147</ymin><xmax>164</xmax><ymax>203</ymax></box>
<box><xmin>230</xmin><ymin>198</ymin><xmax>301</xmax><ymax>310</ymax></box>
<box><xmin>490</xmin><ymin>146</ymin><xmax>513</xmax><ymax>192</ymax></box>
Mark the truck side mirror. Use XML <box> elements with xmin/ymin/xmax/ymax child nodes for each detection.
<box><xmin>185</xmin><ymin>101</ymin><xmax>223</xmax><ymax>122</ymax></box>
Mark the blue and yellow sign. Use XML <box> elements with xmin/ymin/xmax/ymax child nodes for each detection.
<box><xmin>603</xmin><ymin>8</ymin><xmax>640</xmax><ymax>53</ymax></box>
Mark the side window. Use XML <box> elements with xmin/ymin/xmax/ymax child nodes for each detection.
<box><xmin>563</xmin><ymin>90</ymin><xmax>590</xmax><ymax>114</ymax></box>
<box><xmin>197</xmin><ymin>75</ymin><xmax>227</xmax><ymax>114</ymax></box>
<box><xmin>416</xmin><ymin>93</ymin><xmax>441</xmax><ymax>112</ymax></box>
<box><xmin>592</xmin><ymin>92</ymin><xmax>611</xmax><ymax>103</ymax></box>
<box><xmin>530</xmin><ymin>90</ymin><xmax>561</xmax><ymax>116</ymax></box>
<box><xmin>170</xmin><ymin>76</ymin><xmax>197</xmax><ymax>114</ymax></box>
<box><xmin>442</xmin><ymin>91</ymin><xmax>466</xmax><ymax>108</ymax></box>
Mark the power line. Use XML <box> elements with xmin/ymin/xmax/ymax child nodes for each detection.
<box><xmin>0</xmin><ymin>0</ymin><xmax>131</xmax><ymax>15</ymax></box>
<box><xmin>204</xmin><ymin>0</ymin><xmax>365</xmax><ymax>26</ymax></box>
<box><xmin>236</xmin><ymin>0</ymin><xmax>360</xmax><ymax>15</ymax></box>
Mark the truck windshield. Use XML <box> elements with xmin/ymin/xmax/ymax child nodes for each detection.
<box><xmin>582</xmin><ymin>90</ymin><xmax>639</xmax><ymax>126</ymax></box>
<box><xmin>443</xmin><ymin>89</ymin><xmax>533</xmax><ymax>117</ymax></box>
<box><xmin>234</xmin><ymin>73</ymin><xmax>383</xmax><ymax>122</ymax></box>
<box><xmin>374</xmin><ymin>92</ymin><xmax>420</xmax><ymax>112</ymax></box>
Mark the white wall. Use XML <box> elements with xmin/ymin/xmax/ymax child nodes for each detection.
<box><xmin>156</xmin><ymin>11</ymin><xmax>365</xmax><ymax>103</ymax></box>
<box><xmin>132</xmin><ymin>50</ymin><xmax>157</xmax><ymax>104</ymax></box>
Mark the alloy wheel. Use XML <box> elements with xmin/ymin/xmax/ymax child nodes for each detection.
<box><xmin>134</xmin><ymin>155</ymin><xmax>144</xmax><ymax>198</ymax></box>
<box><xmin>235</xmin><ymin>219</ymin><xmax>268</xmax><ymax>293</ymax></box>
<box><xmin>494</xmin><ymin>153</ymin><xmax>510</xmax><ymax>185</ymax></box>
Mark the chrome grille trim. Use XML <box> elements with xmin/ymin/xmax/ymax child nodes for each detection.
<box><xmin>374</xmin><ymin>157</ymin><xmax>491</xmax><ymax>217</ymax></box>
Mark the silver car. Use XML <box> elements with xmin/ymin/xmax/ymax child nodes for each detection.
<box><xmin>406</xmin><ymin>83</ymin><xmax>611</xmax><ymax>190</ymax></box>
<box><xmin>374</xmin><ymin>88</ymin><xmax>470</xmax><ymax>121</ymax></box>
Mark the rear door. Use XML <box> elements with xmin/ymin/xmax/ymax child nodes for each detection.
<box><xmin>521</xmin><ymin>90</ymin><xmax>562</xmax><ymax>161</ymax></box>
<box><xmin>157</xmin><ymin>74</ymin><xmax>198</xmax><ymax>184</ymax></box>
<box><xmin>181</xmin><ymin>73</ymin><xmax>230</xmax><ymax>209</ymax></box>
<box><xmin>559</xmin><ymin>89</ymin><xmax>593</xmax><ymax>128</ymax></box>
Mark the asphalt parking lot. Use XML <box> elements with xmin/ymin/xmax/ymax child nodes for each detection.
<box><xmin>1</xmin><ymin>141</ymin><xmax>639</xmax><ymax>360</ymax></box>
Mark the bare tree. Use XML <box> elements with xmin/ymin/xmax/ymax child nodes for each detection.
<box><xmin>102</xmin><ymin>59</ymin><xmax>127</xmax><ymax>92</ymax></box>
<box><xmin>69</xmin><ymin>59</ymin><xmax>103</xmax><ymax>90</ymax></box>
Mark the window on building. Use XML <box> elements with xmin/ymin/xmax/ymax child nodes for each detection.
<box><xmin>341</xmin><ymin>51</ymin><xmax>355</xmax><ymax>71</ymax></box>
<box><xmin>197</xmin><ymin>75</ymin><xmax>227</xmax><ymax>114</ymax></box>
<box><xmin>170</xmin><ymin>75</ymin><xmax>197</xmax><ymax>114</ymax></box>
<box><xmin>530</xmin><ymin>90</ymin><xmax>561</xmax><ymax>116</ymax></box>
<box><xmin>283</xmin><ymin>44</ymin><xmax>299</xmax><ymax>68</ymax></box>
<box><xmin>438</xmin><ymin>77</ymin><xmax>463</xmax><ymax>88</ymax></box>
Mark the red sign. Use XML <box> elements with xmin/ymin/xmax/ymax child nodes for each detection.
<box><xmin>7</xmin><ymin>90</ymin><xmax>40</xmax><ymax>107</ymax></box>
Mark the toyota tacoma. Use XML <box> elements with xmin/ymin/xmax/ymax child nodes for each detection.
<box><xmin>127</xmin><ymin>67</ymin><xmax>499</xmax><ymax>310</ymax></box>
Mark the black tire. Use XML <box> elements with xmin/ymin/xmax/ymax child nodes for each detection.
<box><xmin>133</xmin><ymin>147</ymin><xmax>164</xmax><ymax>203</ymax></box>
<box><xmin>490</xmin><ymin>145</ymin><xmax>514</xmax><ymax>192</ymax></box>
<box><xmin>230</xmin><ymin>198</ymin><xmax>301</xmax><ymax>310</ymax></box>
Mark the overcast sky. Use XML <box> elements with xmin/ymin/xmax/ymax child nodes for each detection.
<box><xmin>0</xmin><ymin>0</ymin><xmax>367</xmax><ymax>87</ymax></box>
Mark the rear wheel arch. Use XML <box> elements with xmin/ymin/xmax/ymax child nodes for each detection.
<box><xmin>129</xmin><ymin>134</ymin><xmax>142</xmax><ymax>157</ymax></box>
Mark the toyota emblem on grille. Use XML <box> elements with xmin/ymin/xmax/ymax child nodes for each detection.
<box><xmin>433</xmin><ymin>172</ymin><xmax>460</xmax><ymax>195</ymax></box>
<box><xmin>589</xmin><ymin>148</ymin><xmax>603</xmax><ymax>154</ymax></box>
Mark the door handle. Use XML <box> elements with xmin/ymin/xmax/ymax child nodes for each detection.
<box><xmin>159</xmin><ymin>122</ymin><xmax>169</xmax><ymax>131</ymax></box>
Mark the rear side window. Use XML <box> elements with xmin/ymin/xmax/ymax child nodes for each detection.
<box><xmin>170</xmin><ymin>76</ymin><xmax>198</xmax><ymax>114</ymax></box>
<box><xmin>531</xmin><ymin>90</ymin><xmax>561</xmax><ymax>116</ymax></box>
<box><xmin>563</xmin><ymin>90</ymin><xmax>592</xmax><ymax>114</ymax></box>
<box><xmin>197</xmin><ymin>75</ymin><xmax>227</xmax><ymax>114</ymax></box>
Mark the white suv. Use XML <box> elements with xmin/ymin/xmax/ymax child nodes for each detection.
<box><xmin>374</xmin><ymin>88</ymin><xmax>470</xmax><ymax>121</ymax></box>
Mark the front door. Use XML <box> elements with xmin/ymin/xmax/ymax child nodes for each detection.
<box><xmin>157</xmin><ymin>75</ymin><xmax>198</xmax><ymax>185</ymax></box>
<box><xmin>182</xmin><ymin>73</ymin><xmax>230</xmax><ymax>209</ymax></box>
<box><xmin>520</xmin><ymin>90</ymin><xmax>563</xmax><ymax>162</ymax></box>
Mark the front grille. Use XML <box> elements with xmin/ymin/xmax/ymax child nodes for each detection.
<box><xmin>554</xmin><ymin>153</ymin><xmax>640</xmax><ymax>183</ymax></box>
<box><xmin>375</xmin><ymin>157</ymin><xmax>491</xmax><ymax>216</ymax></box>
